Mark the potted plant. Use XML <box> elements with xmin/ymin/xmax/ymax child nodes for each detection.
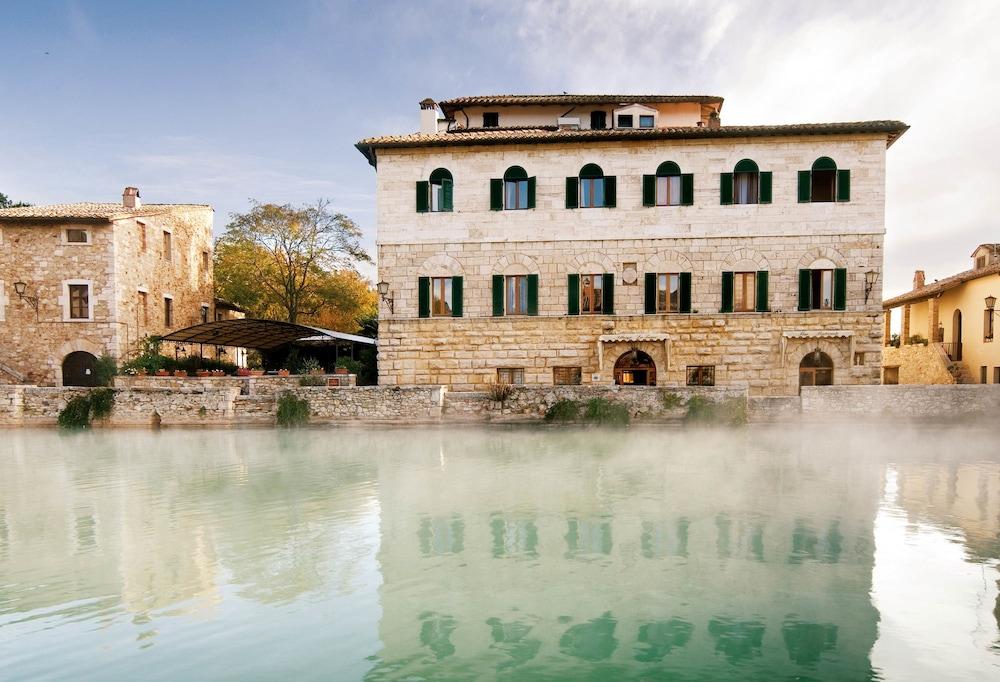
<box><xmin>173</xmin><ymin>369</ymin><xmax>188</xmax><ymax>377</ymax></box>
<box><xmin>211</xmin><ymin>369</ymin><xmax>226</xmax><ymax>377</ymax></box>
<box><xmin>237</xmin><ymin>367</ymin><xmax>252</xmax><ymax>377</ymax></box>
<box><xmin>196</xmin><ymin>370</ymin><xmax>212</xmax><ymax>378</ymax></box>
<box><xmin>277</xmin><ymin>368</ymin><xmax>290</xmax><ymax>377</ymax></box>
<box><xmin>250</xmin><ymin>369</ymin><xmax>265</xmax><ymax>376</ymax></box>
<box><xmin>155</xmin><ymin>369</ymin><xmax>169</xmax><ymax>377</ymax></box>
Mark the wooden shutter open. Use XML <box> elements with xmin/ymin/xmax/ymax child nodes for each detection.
<box><xmin>644</xmin><ymin>273</ymin><xmax>656</xmax><ymax>314</ymax></box>
<box><xmin>527</xmin><ymin>274</ymin><xmax>538</xmax><ymax>316</ymax></box>
<box><xmin>527</xmin><ymin>177</ymin><xmax>536</xmax><ymax>209</ymax></box>
<box><xmin>642</xmin><ymin>175</ymin><xmax>655</xmax><ymax>206</ymax></box>
<box><xmin>451</xmin><ymin>276</ymin><xmax>463</xmax><ymax>317</ymax></box>
<box><xmin>679</xmin><ymin>272</ymin><xmax>692</xmax><ymax>313</ymax></box>
<box><xmin>837</xmin><ymin>170</ymin><xmax>851</xmax><ymax>202</ymax></box>
<box><xmin>755</xmin><ymin>271</ymin><xmax>769</xmax><ymax>312</ymax></box>
<box><xmin>681</xmin><ymin>173</ymin><xmax>694</xmax><ymax>205</ymax></box>
<box><xmin>798</xmin><ymin>171</ymin><xmax>811</xmax><ymax>203</ymax></box>
<box><xmin>565</xmin><ymin>177</ymin><xmax>579</xmax><ymax>209</ymax></box>
<box><xmin>490</xmin><ymin>179</ymin><xmax>503</xmax><ymax>210</ymax></box>
<box><xmin>759</xmin><ymin>171</ymin><xmax>773</xmax><ymax>203</ymax></box>
<box><xmin>604</xmin><ymin>176</ymin><xmax>616</xmax><ymax>207</ymax></box>
<box><xmin>834</xmin><ymin>268</ymin><xmax>847</xmax><ymax>310</ymax></box>
<box><xmin>418</xmin><ymin>277</ymin><xmax>430</xmax><ymax>318</ymax></box>
<box><xmin>567</xmin><ymin>274</ymin><xmax>580</xmax><ymax>315</ymax></box>
<box><xmin>416</xmin><ymin>181</ymin><xmax>429</xmax><ymax>213</ymax></box>
<box><xmin>602</xmin><ymin>273</ymin><xmax>614</xmax><ymax>313</ymax></box>
<box><xmin>720</xmin><ymin>173</ymin><xmax>734</xmax><ymax>205</ymax></box>
<box><xmin>720</xmin><ymin>271</ymin><xmax>734</xmax><ymax>313</ymax></box>
<box><xmin>798</xmin><ymin>269</ymin><xmax>811</xmax><ymax>311</ymax></box>
<box><xmin>441</xmin><ymin>179</ymin><xmax>453</xmax><ymax>211</ymax></box>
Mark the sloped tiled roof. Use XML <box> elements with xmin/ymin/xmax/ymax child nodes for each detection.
<box><xmin>437</xmin><ymin>94</ymin><xmax>724</xmax><ymax>117</ymax></box>
<box><xmin>883</xmin><ymin>263</ymin><xmax>1000</xmax><ymax>309</ymax></box>
<box><xmin>970</xmin><ymin>243</ymin><xmax>1000</xmax><ymax>257</ymax></box>
<box><xmin>0</xmin><ymin>202</ymin><xmax>211</xmax><ymax>222</ymax></box>
<box><xmin>356</xmin><ymin>120</ymin><xmax>910</xmax><ymax>166</ymax></box>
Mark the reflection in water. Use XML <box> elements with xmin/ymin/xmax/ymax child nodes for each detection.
<box><xmin>0</xmin><ymin>426</ymin><xmax>998</xmax><ymax>680</ymax></box>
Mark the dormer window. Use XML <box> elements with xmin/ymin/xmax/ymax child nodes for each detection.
<box><xmin>483</xmin><ymin>112</ymin><xmax>499</xmax><ymax>128</ymax></box>
<box><xmin>639</xmin><ymin>115</ymin><xmax>654</xmax><ymax>128</ymax></box>
<box><xmin>616</xmin><ymin>114</ymin><xmax>633</xmax><ymax>128</ymax></box>
<box><xmin>590</xmin><ymin>111</ymin><xmax>607</xmax><ymax>129</ymax></box>
<box><xmin>977</xmin><ymin>255</ymin><xmax>987</xmax><ymax>269</ymax></box>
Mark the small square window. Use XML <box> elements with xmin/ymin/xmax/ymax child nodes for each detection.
<box><xmin>590</xmin><ymin>111</ymin><xmax>607</xmax><ymax>129</ymax></box>
<box><xmin>686</xmin><ymin>365</ymin><xmax>715</xmax><ymax>386</ymax></box>
<box><xmin>65</xmin><ymin>229</ymin><xmax>89</xmax><ymax>244</ymax></box>
<box><xmin>853</xmin><ymin>352</ymin><xmax>865</xmax><ymax>366</ymax></box>
<box><xmin>483</xmin><ymin>112</ymin><xmax>499</xmax><ymax>128</ymax></box>
<box><xmin>617</xmin><ymin>114</ymin><xmax>633</xmax><ymax>128</ymax></box>
<box><xmin>553</xmin><ymin>367</ymin><xmax>582</xmax><ymax>385</ymax></box>
<box><xmin>497</xmin><ymin>367</ymin><xmax>524</xmax><ymax>385</ymax></box>
<box><xmin>200</xmin><ymin>306</ymin><xmax>209</xmax><ymax>324</ymax></box>
<box><xmin>639</xmin><ymin>115</ymin><xmax>654</xmax><ymax>128</ymax></box>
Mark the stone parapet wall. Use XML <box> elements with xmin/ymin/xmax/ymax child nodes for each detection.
<box><xmin>882</xmin><ymin>344</ymin><xmax>955</xmax><ymax>384</ymax></box>
<box><xmin>442</xmin><ymin>385</ymin><xmax>746</xmax><ymax>421</ymax></box>
<box><xmin>801</xmin><ymin>385</ymin><xmax>1000</xmax><ymax>418</ymax></box>
<box><xmin>115</xmin><ymin>374</ymin><xmax>353</xmax><ymax>395</ymax></box>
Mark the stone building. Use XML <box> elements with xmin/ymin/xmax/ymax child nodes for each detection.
<box><xmin>0</xmin><ymin>188</ymin><xmax>214</xmax><ymax>386</ymax></box>
<box><xmin>883</xmin><ymin>244</ymin><xmax>1000</xmax><ymax>384</ymax></box>
<box><xmin>357</xmin><ymin>94</ymin><xmax>908</xmax><ymax>395</ymax></box>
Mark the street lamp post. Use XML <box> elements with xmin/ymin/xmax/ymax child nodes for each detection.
<box><xmin>377</xmin><ymin>280</ymin><xmax>394</xmax><ymax>314</ymax></box>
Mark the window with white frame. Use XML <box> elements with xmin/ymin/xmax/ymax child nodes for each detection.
<box><xmin>64</xmin><ymin>228</ymin><xmax>91</xmax><ymax>244</ymax></box>
<box><xmin>63</xmin><ymin>281</ymin><xmax>93</xmax><ymax>321</ymax></box>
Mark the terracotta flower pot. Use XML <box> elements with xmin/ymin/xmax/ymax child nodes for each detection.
<box><xmin>237</xmin><ymin>368</ymin><xmax>252</xmax><ymax>377</ymax></box>
<box><xmin>277</xmin><ymin>369</ymin><xmax>290</xmax><ymax>377</ymax></box>
<box><xmin>196</xmin><ymin>370</ymin><xmax>211</xmax><ymax>378</ymax></box>
<box><xmin>155</xmin><ymin>369</ymin><xmax>169</xmax><ymax>377</ymax></box>
<box><xmin>250</xmin><ymin>370</ymin><xmax>265</xmax><ymax>376</ymax></box>
<box><xmin>173</xmin><ymin>370</ymin><xmax>188</xmax><ymax>377</ymax></box>
<box><xmin>334</xmin><ymin>367</ymin><xmax>349</xmax><ymax>375</ymax></box>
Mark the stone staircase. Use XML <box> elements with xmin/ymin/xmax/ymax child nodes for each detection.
<box><xmin>947</xmin><ymin>360</ymin><xmax>976</xmax><ymax>384</ymax></box>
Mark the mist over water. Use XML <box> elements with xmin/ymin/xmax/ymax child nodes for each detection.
<box><xmin>0</xmin><ymin>425</ymin><xmax>998</xmax><ymax>681</ymax></box>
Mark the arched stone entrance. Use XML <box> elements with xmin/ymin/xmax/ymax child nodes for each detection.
<box><xmin>952</xmin><ymin>309</ymin><xmax>963</xmax><ymax>361</ymax></box>
<box><xmin>799</xmin><ymin>350</ymin><xmax>834</xmax><ymax>387</ymax></box>
<box><xmin>62</xmin><ymin>351</ymin><xmax>99</xmax><ymax>387</ymax></box>
<box><xmin>614</xmin><ymin>349</ymin><xmax>656</xmax><ymax>386</ymax></box>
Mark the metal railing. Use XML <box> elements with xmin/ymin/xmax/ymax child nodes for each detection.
<box><xmin>940</xmin><ymin>342</ymin><xmax>962</xmax><ymax>361</ymax></box>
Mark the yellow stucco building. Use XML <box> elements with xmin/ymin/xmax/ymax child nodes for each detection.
<box><xmin>883</xmin><ymin>244</ymin><xmax>1000</xmax><ymax>384</ymax></box>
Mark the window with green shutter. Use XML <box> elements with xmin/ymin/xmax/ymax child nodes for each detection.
<box><xmin>527</xmin><ymin>274</ymin><xmax>538</xmax><ymax>316</ymax></box>
<box><xmin>647</xmin><ymin>273</ymin><xmax>683</xmax><ymax>313</ymax></box>
<box><xmin>642</xmin><ymin>174</ymin><xmax>656</xmax><ymax>207</ymax></box>
<box><xmin>679</xmin><ymin>272</ymin><xmax>692</xmax><ymax>313</ymax></box>
<box><xmin>759</xmin><ymin>171</ymin><xmax>772</xmax><ymax>204</ymax></box>
<box><xmin>418</xmin><ymin>277</ymin><xmax>431</xmax><ymax>318</ymax></box>
<box><xmin>720</xmin><ymin>271</ymin><xmax>734</xmax><ymax>313</ymax></box>
<box><xmin>567</xmin><ymin>274</ymin><xmax>580</xmax><ymax>315</ymax></box>
<box><xmin>800</xmin><ymin>157</ymin><xmax>851</xmax><ymax>203</ymax></box>
<box><xmin>799</xmin><ymin>267</ymin><xmax>843</xmax><ymax>310</ymax></box>
<box><xmin>526</xmin><ymin>177</ymin><xmax>536</xmax><ymax>209</ymax></box>
<box><xmin>451</xmin><ymin>276</ymin><xmax>463</xmax><ymax>317</ymax></box>
<box><xmin>502</xmin><ymin>166</ymin><xmax>530</xmax><ymax>210</ymax></box>
<box><xmin>720</xmin><ymin>172</ymin><xmax>734</xmax><ymax>205</ymax></box>
<box><xmin>644</xmin><ymin>273</ymin><xmax>656</xmax><ymax>313</ymax></box>
<box><xmin>492</xmin><ymin>275</ymin><xmax>504</xmax><ymax>316</ymax></box>
<box><xmin>416</xmin><ymin>181</ymin><xmax>429</xmax><ymax>213</ymax></box>
<box><xmin>798</xmin><ymin>170</ymin><xmax>811</xmax><ymax>203</ymax></box>
<box><xmin>755</xmin><ymin>271</ymin><xmax>769</xmax><ymax>312</ymax></box>
<box><xmin>833</xmin><ymin>268</ymin><xmax>847</xmax><ymax>310</ymax></box>
<box><xmin>565</xmin><ymin>177</ymin><xmax>579</xmax><ymax>209</ymax></box>
<box><xmin>428</xmin><ymin>168</ymin><xmax>453</xmax><ymax>212</ymax></box>
<box><xmin>836</xmin><ymin>169</ymin><xmax>850</xmax><ymax>202</ymax></box>
<box><xmin>602</xmin><ymin>273</ymin><xmax>614</xmax><ymax>314</ymax></box>
<box><xmin>647</xmin><ymin>161</ymin><xmax>689</xmax><ymax>207</ymax></box>
<box><xmin>574</xmin><ymin>164</ymin><xmax>613</xmax><ymax>208</ymax></box>
<box><xmin>490</xmin><ymin>179</ymin><xmax>503</xmax><ymax>211</ymax></box>
<box><xmin>798</xmin><ymin>269</ymin><xmax>812</xmax><ymax>311</ymax></box>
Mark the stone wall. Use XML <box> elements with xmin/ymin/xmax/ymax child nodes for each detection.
<box><xmin>442</xmin><ymin>385</ymin><xmax>746</xmax><ymax>421</ymax></box>
<box><xmin>115</xmin><ymin>374</ymin><xmax>353</xmax><ymax>395</ymax></box>
<box><xmin>882</xmin><ymin>344</ymin><xmax>955</xmax><ymax>385</ymax></box>
<box><xmin>801</xmin><ymin>385</ymin><xmax>1000</xmax><ymax>418</ymax></box>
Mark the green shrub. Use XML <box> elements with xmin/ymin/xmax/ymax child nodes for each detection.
<box><xmin>486</xmin><ymin>381</ymin><xmax>515</xmax><ymax>405</ymax></box>
<box><xmin>58</xmin><ymin>395</ymin><xmax>94</xmax><ymax>429</ymax></box>
<box><xmin>299</xmin><ymin>374</ymin><xmax>327</xmax><ymax>386</ymax></box>
<box><xmin>544</xmin><ymin>399</ymin><xmax>581</xmax><ymax>423</ymax></box>
<box><xmin>907</xmin><ymin>334</ymin><xmax>929</xmax><ymax>347</ymax></box>
<box><xmin>336</xmin><ymin>358</ymin><xmax>364</xmax><ymax>376</ymax></box>
<box><xmin>276</xmin><ymin>392</ymin><xmax>310</xmax><ymax>427</ymax></box>
<box><xmin>684</xmin><ymin>395</ymin><xmax>747</xmax><ymax>426</ymax></box>
<box><xmin>301</xmin><ymin>357</ymin><xmax>323</xmax><ymax>375</ymax></box>
<box><xmin>660</xmin><ymin>390</ymin><xmax>684</xmax><ymax>410</ymax></box>
<box><xmin>89</xmin><ymin>388</ymin><xmax>116</xmax><ymax>421</ymax></box>
<box><xmin>95</xmin><ymin>355</ymin><xmax>118</xmax><ymax>387</ymax></box>
<box><xmin>582</xmin><ymin>397</ymin><xmax>630</xmax><ymax>426</ymax></box>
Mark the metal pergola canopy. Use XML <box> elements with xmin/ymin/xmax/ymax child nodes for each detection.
<box><xmin>159</xmin><ymin>319</ymin><xmax>375</xmax><ymax>351</ymax></box>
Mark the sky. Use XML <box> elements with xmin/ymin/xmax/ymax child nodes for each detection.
<box><xmin>1</xmin><ymin>0</ymin><xmax>998</xmax><ymax>298</ymax></box>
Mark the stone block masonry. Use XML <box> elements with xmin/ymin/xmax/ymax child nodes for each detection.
<box><xmin>800</xmin><ymin>385</ymin><xmax>1000</xmax><ymax>418</ymax></box>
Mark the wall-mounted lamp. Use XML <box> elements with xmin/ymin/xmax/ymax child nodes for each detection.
<box><xmin>377</xmin><ymin>280</ymin><xmax>394</xmax><ymax>314</ymax></box>
<box><xmin>986</xmin><ymin>294</ymin><xmax>996</xmax><ymax>311</ymax></box>
<box><xmin>12</xmin><ymin>280</ymin><xmax>40</xmax><ymax>316</ymax></box>
<box><xmin>863</xmin><ymin>270</ymin><xmax>880</xmax><ymax>305</ymax></box>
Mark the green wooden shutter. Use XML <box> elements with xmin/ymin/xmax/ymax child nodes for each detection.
<box><xmin>679</xmin><ymin>272</ymin><xmax>692</xmax><ymax>313</ymax></box>
<box><xmin>441</xmin><ymin>179</ymin><xmax>453</xmax><ymax>211</ymax></box>
<box><xmin>837</xmin><ymin>170</ymin><xmax>851</xmax><ymax>202</ymax></box>
<box><xmin>604</xmin><ymin>176</ymin><xmax>616</xmax><ymax>207</ymax></box>
<box><xmin>451</xmin><ymin>276</ymin><xmax>462</xmax><ymax>317</ymax></box>
<box><xmin>759</xmin><ymin>171</ymin><xmax>773</xmax><ymax>203</ymax></box>
<box><xmin>416</xmin><ymin>181</ymin><xmax>429</xmax><ymax>213</ymax></box>
<box><xmin>720</xmin><ymin>271</ymin><xmax>734</xmax><ymax>313</ymax></box>
<box><xmin>644</xmin><ymin>273</ymin><xmax>656</xmax><ymax>314</ymax></box>
<box><xmin>642</xmin><ymin>175</ymin><xmax>655</xmax><ymax>206</ymax></box>
<box><xmin>492</xmin><ymin>275</ymin><xmax>504</xmax><ymax>316</ymax></box>
<box><xmin>720</xmin><ymin>173</ymin><xmax>733</xmax><ymax>204</ymax></box>
<box><xmin>755</xmin><ymin>271</ymin><xmax>769</xmax><ymax>312</ymax></box>
<box><xmin>681</xmin><ymin>173</ymin><xmax>694</xmax><ymax>205</ymax></box>
<box><xmin>567</xmin><ymin>274</ymin><xmax>580</xmax><ymax>315</ymax></box>
<box><xmin>833</xmin><ymin>268</ymin><xmax>848</xmax><ymax>311</ymax></box>
<box><xmin>798</xmin><ymin>171</ymin><xmax>811</xmax><ymax>203</ymax></box>
<box><xmin>527</xmin><ymin>177</ymin><xmax>536</xmax><ymax>209</ymax></box>
<box><xmin>490</xmin><ymin>179</ymin><xmax>503</xmax><ymax>210</ymax></box>
<box><xmin>602</xmin><ymin>273</ymin><xmax>614</xmax><ymax>313</ymax></box>
<box><xmin>418</xmin><ymin>277</ymin><xmax>430</xmax><ymax>318</ymax></box>
<box><xmin>798</xmin><ymin>269</ymin><xmax>811</xmax><ymax>311</ymax></box>
<box><xmin>565</xmin><ymin>177</ymin><xmax>579</xmax><ymax>209</ymax></box>
<box><xmin>527</xmin><ymin>274</ymin><xmax>538</xmax><ymax>316</ymax></box>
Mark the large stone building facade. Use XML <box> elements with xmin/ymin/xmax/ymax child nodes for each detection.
<box><xmin>0</xmin><ymin>188</ymin><xmax>214</xmax><ymax>386</ymax></box>
<box><xmin>359</xmin><ymin>95</ymin><xmax>908</xmax><ymax>395</ymax></box>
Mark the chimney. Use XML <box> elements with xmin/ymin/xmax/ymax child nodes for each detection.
<box><xmin>122</xmin><ymin>186</ymin><xmax>141</xmax><ymax>209</ymax></box>
<box><xmin>707</xmin><ymin>110</ymin><xmax>721</xmax><ymax>129</ymax></box>
<box><xmin>419</xmin><ymin>98</ymin><xmax>439</xmax><ymax>134</ymax></box>
<box><xmin>913</xmin><ymin>270</ymin><xmax>925</xmax><ymax>290</ymax></box>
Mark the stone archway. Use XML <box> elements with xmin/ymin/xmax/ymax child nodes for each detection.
<box><xmin>614</xmin><ymin>349</ymin><xmax>657</xmax><ymax>386</ymax></box>
<box><xmin>62</xmin><ymin>351</ymin><xmax>99</xmax><ymax>387</ymax></box>
<box><xmin>799</xmin><ymin>350</ymin><xmax>834</xmax><ymax>387</ymax></box>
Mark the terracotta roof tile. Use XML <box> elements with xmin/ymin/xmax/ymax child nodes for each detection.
<box><xmin>437</xmin><ymin>94</ymin><xmax>724</xmax><ymax>117</ymax></box>
<box><xmin>883</xmin><ymin>263</ymin><xmax>1000</xmax><ymax>308</ymax></box>
<box><xmin>0</xmin><ymin>202</ymin><xmax>211</xmax><ymax>222</ymax></box>
<box><xmin>356</xmin><ymin>121</ymin><xmax>910</xmax><ymax>166</ymax></box>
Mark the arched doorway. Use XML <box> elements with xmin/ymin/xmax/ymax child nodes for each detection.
<box><xmin>614</xmin><ymin>349</ymin><xmax>656</xmax><ymax>386</ymax></box>
<box><xmin>799</xmin><ymin>350</ymin><xmax>834</xmax><ymax>387</ymax></box>
<box><xmin>62</xmin><ymin>351</ymin><xmax>99</xmax><ymax>387</ymax></box>
<box><xmin>952</xmin><ymin>309</ymin><xmax>963</xmax><ymax>361</ymax></box>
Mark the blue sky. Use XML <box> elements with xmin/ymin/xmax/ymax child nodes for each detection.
<box><xmin>1</xmin><ymin>0</ymin><xmax>998</xmax><ymax>297</ymax></box>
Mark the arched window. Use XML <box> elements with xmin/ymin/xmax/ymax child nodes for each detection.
<box><xmin>721</xmin><ymin>159</ymin><xmax>771</xmax><ymax>205</ymax></box>
<box><xmin>416</xmin><ymin>168</ymin><xmax>453</xmax><ymax>213</ymax></box>
<box><xmin>643</xmin><ymin>161</ymin><xmax>693</xmax><ymax>206</ymax></box>
<box><xmin>566</xmin><ymin>164</ymin><xmax>616</xmax><ymax>209</ymax></box>
<box><xmin>490</xmin><ymin>166</ymin><xmax>535</xmax><ymax>210</ymax></box>
<box><xmin>799</xmin><ymin>157</ymin><xmax>850</xmax><ymax>203</ymax></box>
